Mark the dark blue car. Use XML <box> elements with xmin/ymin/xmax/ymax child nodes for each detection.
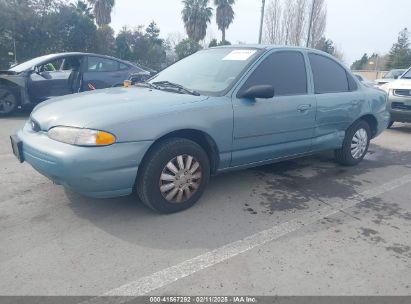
<box><xmin>0</xmin><ymin>52</ymin><xmax>151</xmax><ymax>116</ymax></box>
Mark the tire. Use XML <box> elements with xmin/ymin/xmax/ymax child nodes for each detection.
<box><xmin>137</xmin><ymin>138</ymin><xmax>210</xmax><ymax>214</ymax></box>
<box><xmin>335</xmin><ymin>120</ymin><xmax>371</xmax><ymax>166</ymax></box>
<box><xmin>387</xmin><ymin>121</ymin><xmax>395</xmax><ymax>129</ymax></box>
<box><xmin>0</xmin><ymin>88</ymin><xmax>18</xmax><ymax>117</ymax></box>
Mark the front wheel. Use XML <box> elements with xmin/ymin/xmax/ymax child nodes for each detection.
<box><xmin>335</xmin><ymin>120</ymin><xmax>371</xmax><ymax>166</ymax></box>
<box><xmin>0</xmin><ymin>88</ymin><xmax>18</xmax><ymax>117</ymax></box>
<box><xmin>137</xmin><ymin>138</ymin><xmax>210</xmax><ymax>214</ymax></box>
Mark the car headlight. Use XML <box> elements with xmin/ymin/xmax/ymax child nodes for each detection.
<box><xmin>48</xmin><ymin>126</ymin><xmax>116</xmax><ymax>146</ymax></box>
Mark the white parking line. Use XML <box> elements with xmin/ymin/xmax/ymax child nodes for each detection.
<box><xmin>82</xmin><ymin>173</ymin><xmax>411</xmax><ymax>303</ymax></box>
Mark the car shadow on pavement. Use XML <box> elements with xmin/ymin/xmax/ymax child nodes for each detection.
<box><xmin>391</xmin><ymin>123</ymin><xmax>411</xmax><ymax>134</ymax></box>
<box><xmin>64</xmin><ymin>144</ymin><xmax>411</xmax><ymax>251</ymax></box>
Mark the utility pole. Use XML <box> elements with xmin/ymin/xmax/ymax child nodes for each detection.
<box><xmin>306</xmin><ymin>0</ymin><xmax>315</xmax><ymax>47</ymax></box>
<box><xmin>258</xmin><ymin>0</ymin><xmax>266</xmax><ymax>44</ymax></box>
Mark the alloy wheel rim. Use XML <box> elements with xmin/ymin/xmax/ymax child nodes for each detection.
<box><xmin>0</xmin><ymin>89</ymin><xmax>16</xmax><ymax>114</ymax></box>
<box><xmin>351</xmin><ymin>128</ymin><xmax>368</xmax><ymax>159</ymax></box>
<box><xmin>159</xmin><ymin>154</ymin><xmax>202</xmax><ymax>203</ymax></box>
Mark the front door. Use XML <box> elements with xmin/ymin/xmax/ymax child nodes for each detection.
<box><xmin>231</xmin><ymin>50</ymin><xmax>316</xmax><ymax>167</ymax></box>
<box><xmin>28</xmin><ymin>56</ymin><xmax>82</xmax><ymax>102</ymax></box>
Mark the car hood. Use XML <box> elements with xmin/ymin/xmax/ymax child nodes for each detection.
<box><xmin>31</xmin><ymin>87</ymin><xmax>209</xmax><ymax>130</ymax></box>
<box><xmin>0</xmin><ymin>70</ymin><xmax>19</xmax><ymax>75</ymax></box>
<box><xmin>374</xmin><ymin>78</ymin><xmax>394</xmax><ymax>85</ymax></box>
<box><xmin>382</xmin><ymin>79</ymin><xmax>411</xmax><ymax>89</ymax></box>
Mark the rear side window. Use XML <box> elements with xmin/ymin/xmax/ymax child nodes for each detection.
<box><xmin>309</xmin><ymin>54</ymin><xmax>350</xmax><ymax>94</ymax></box>
<box><xmin>87</xmin><ymin>57</ymin><xmax>120</xmax><ymax>72</ymax></box>
<box><xmin>119</xmin><ymin>63</ymin><xmax>130</xmax><ymax>70</ymax></box>
<box><xmin>242</xmin><ymin>51</ymin><xmax>308</xmax><ymax>96</ymax></box>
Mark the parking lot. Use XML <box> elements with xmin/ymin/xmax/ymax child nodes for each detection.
<box><xmin>0</xmin><ymin>112</ymin><xmax>410</xmax><ymax>296</ymax></box>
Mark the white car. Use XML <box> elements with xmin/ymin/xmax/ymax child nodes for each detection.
<box><xmin>374</xmin><ymin>69</ymin><xmax>406</xmax><ymax>87</ymax></box>
<box><xmin>380</xmin><ymin>68</ymin><xmax>411</xmax><ymax>128</ymax></box>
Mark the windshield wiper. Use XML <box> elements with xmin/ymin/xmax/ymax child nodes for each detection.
<box><xmin>152</xmin><ymin>81</ymin><xmax>200</xmax><ymax>96</ymax></box>
<box><xmin>137</xmin><ymin>82</ymin><xmax>161</xmax><ymax>90</ymax></box>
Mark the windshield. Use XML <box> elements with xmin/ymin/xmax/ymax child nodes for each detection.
<box><xmin>400</xmin><ymin>68</ymin><xmax>411</xmax><ymax>79</ymax></box>
<box><xmin>149</xmin><ymin>48</ymin><xmax>262</xmax><ymax>96</ymax></box>
<box><xmin>9</xmin><ymin>54</ymin><xmax>60</xmax><ymax>73</ymax></box>
<box><xmin>383</xmin><ymin>69</ymin><xmax>405</xmax><ymax>79</ymax></box>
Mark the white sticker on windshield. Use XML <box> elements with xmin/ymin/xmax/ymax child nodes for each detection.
<box><xmin>223</xmin><ymin>50</ymin><xmax>257</xmax><ymax>61</ymax></box>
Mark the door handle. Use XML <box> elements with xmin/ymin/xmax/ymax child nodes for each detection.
<box><xmin>351</xmin><ymin>100</ymin><xmax>360</xmax><ymax>106</ymax></box>
<box><xmin>297</xmin><ymin>104</ymin><xmax>312</xmax><ymax>112</ymax></box>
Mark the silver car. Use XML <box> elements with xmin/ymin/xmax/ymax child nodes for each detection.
<box><xmin>380</xmin><ymin>67</ymin><xmax>411</xmax><ymax>128</ymax></box>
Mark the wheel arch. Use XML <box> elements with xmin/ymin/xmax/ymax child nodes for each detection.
<box><xmin>358</xmin><ymin>114</ymin><xmax>378</xmax><ymax>138</ymax></box>
<box><xmin>140</xmin><ymin>129</ymin><xmax>220</xmax><ymax>176</ymax></box>
<box><xmin>0</xmin><ymin>79</ymin><xmax>22</xmax><ymax>105</ymax></box>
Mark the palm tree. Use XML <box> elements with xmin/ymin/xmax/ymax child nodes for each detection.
<box><xmin>182</xmin><ymin>0</ymin><xmax>213</xmax><ymax>43</ymax></box>
<box><xmin>71</xmin><ymin>0</ymin><xmax>94</xmax><ymax>19</ymax></box>
<box><xmin>214</xmin><ymin>0</ymin><xmax>235</xmax><ymax>43</ymax></box>
<box><xmin>87</xmin><ymin>0</ymin><xmax>115</xmax><ymax>27</ymax></box>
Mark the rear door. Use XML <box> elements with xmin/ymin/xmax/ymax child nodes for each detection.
<box><xmin>231</xmin><ymin>50</ymin><xmax>317</xmax><ymax>167</ymax></box>
<box><xmin>82</xmin><ymin>56</ymin><xmax>130</xmax><ymax>90</ymax></box>
<box><xmin>308</xmin><ymin>53</ymin><xmax>363</xmax><ymax>151</ymax></box>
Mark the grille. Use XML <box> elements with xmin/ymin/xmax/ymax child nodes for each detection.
<box><xmin>30</xmin><ymin>119</ymin><xmax>41</xmax><ymax>132</ymax></box>
<box><xmin>393</xmin><ymin>89</ymin><xmax>411</xmax><ymax>97</ymax></box>
<box><xmin>392</xmin><ymin>102</ymin><xmax>411</xmax><ymax>111</ymax></box>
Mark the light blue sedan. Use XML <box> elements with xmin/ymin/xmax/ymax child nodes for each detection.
<box><xmin>11</xmin><ymin>46</ymin><xmax>390</xmax><ymax>213</ymax></box>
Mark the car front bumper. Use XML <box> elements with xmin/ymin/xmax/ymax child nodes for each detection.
<box><xmin>16</xmin><ymin>122</ymin><xmax>153</xmax><ymax>198</ymax></box>
<box><xmin>387</xmin><ymin>94</ymin><xmax>411</xmax><ymax>123</ymax></box>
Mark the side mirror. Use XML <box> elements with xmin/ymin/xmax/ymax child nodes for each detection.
<box><xmin>238</xmin><ymin>85</ymin><xmax>275</xmax><ymax>99</ymax></box>
<box><xmin>394</xmin><ymin>75</ymin><xmax>399</xmax><ymax>79</ymax></box>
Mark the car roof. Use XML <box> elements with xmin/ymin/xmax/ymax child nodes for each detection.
<box><xmin>213</xmin><ymin>44</ymin><xmax>316</xmax><ymax>51</ymax></box>
<box><xmin>210</xmin><ymin>44</ymin><xmax>333</xmax><ymax>57</ymax></box>
<box><xmin>9</xmin><ymin>52</ymin><xmax>148</xmax><ymax>73</ymax></box>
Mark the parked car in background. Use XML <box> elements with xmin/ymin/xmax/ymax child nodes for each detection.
<box><xmin>355</xmin><ymin>74</ymin><xmax>374</xmax><ymax>87</ymax></box>
<box><xmin>381</xmin><ymin>67</ymin><xmax>411</xmax><ymax>128</ymax></box>
<box><xmin>0</xmin><ymin>52</ymin><xmax>151</xmax><ymax>116</ymax></box>
<box><xmin>374</xmin><ymin>69</ymin><xmax>406</xmax><ymax>87</ymax></box>
<box><xmin>11</xmin><ymin>46</ymin><xmax>389</xmax><ymax>213</ymax></box>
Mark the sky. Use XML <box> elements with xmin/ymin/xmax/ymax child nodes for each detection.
<box><xmin>110</xmin><ymin>0</ymin><xmax>411</xmax><ymax>65</ymax></box>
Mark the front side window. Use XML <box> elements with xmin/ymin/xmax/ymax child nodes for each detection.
<box><xmin>149</xmin><ymin>48</ymin><xmax>262</xmax><ymax>96</ymax></box>
<box><xmin>309</xmin><ymin>53</ymin><xmax>349</xmax><ymax>94</ymax></box>
<box><xmin>38</xmin><ymin>59</ymin><xmax>63</xmax><ymax>72</ymax></box>
<box><xmin>400</xmin><ymin>68</ymin><xmax>411</xmax><ymax>79</ymax></box>
<box><xmin>240</xmin><ymin>51</ymin><xmax>308</xmax><ymax>96</ymax></box>
<box><xmin>87</xmin><ymin>57</ymin><xmax>120</xmax><ymax>72</ymax></box>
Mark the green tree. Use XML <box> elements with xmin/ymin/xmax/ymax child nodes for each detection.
<box><xmin>114</xmin><ymin>24</ymin><xmax>167</xmax><ymax>70</ymax></box>
<box><xmin>71</xmin><ymin>0</ymin><xmax>94</xmax><ymax>19</ymax></box>
<box><xmin>95</xmin><ymin>25</ymin><xmax>115</xmax><ymax>55</ymax></box>
<box><xmin>208</xmin><ymin>38</ymin><xmax>218</xmax><ymax>47</ymax></box>
<box><xmin>351</xmin><ymin>53</ymin><xmax>369</xmax><ymax>70</ymax></box>
<box><xmin>214</xmin><ymin>0</ymin><xmax>235</xmax><ymax>43</ymax></box>
<box><xmin>88</xmin><ymin>0</ymin><xmax>115</xmax><ymax>27</ymax></box>
<box><xmin>386</xmin><ymin>28</ymin><xmax>411</xmax><ymax>69</ymax></box>
<box><xmin>208</xmin><ymin>38</ymin><xmax>231</xmax><ymax>47</ymax></box>
<box><xmin>182</xmin><ymin>0</ymin><xmax>213</xmax><ymax>42</ymax></box>
<box><xmin>115</xmin><ymin>27</ymin><xmax>134</xmax><ymax>61</ymax></box>
<box><xmin>146</xmin><ymin>21</ymin><xmax>161</xmax><ymax>42</ymax></box>
<box><xmin>315</xmin><ymin>37</ymin><xmax>335</xmax><ymax>55</ymax></box>
<box><xmin>175</xmin><ymin>38</ymin><xmax>202</xmax><ymax>59</ymax></box>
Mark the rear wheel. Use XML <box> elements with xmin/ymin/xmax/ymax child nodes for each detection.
<box><xmin>137</xmin><ymin>138</ymin><xmax>210</xmax><ymax>214</ymax></box>
<box><xmin>335</xmin><ymin>120</ymin><xmax>371</xmax><ymax>166</ymax></box>
<box><xmin>0</xmin><ymin>88</ymin><xmax>17</xmax><ymax>117</ymax></box>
